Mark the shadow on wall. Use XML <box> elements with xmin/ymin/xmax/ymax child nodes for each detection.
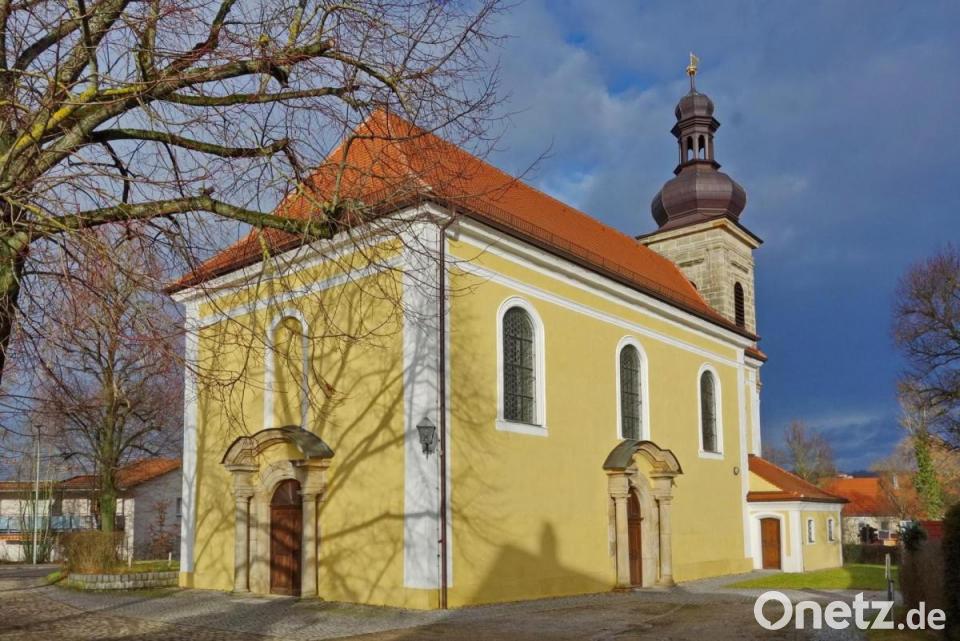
<box><xmin>465</xmin><ymin>522</ymin><xmax>610</xmax><ymax>606</ymax></box>
<box><xmin>190</xmin><ymin>266</ymin><xmax>512</xmax><ymax>605</ymax></box>
<box><xmin>190</xmin><ymin>252</ymin><xmax>622</xmax><ymax>611</ymax></box>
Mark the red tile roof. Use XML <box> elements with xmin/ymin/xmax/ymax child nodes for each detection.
<box><xmin>821</xmin><ymin>477</ymin><xmax>896</xmax><ymax>516</ymax></box>
<box><xmin>169</xmin><ymin>111</ymin><xmax>754</xmax><ymax>340</ymax></box>
<box><xmin>0</xmin><ymin>481</ymin><xmax>35</xmax><ymax>492</ymax></box>
<box><xmin>59</xmin><ymin>458</ymin><xmax>180</xmax><ymax>491</ymax></box>
<box><xmin>747</xmin><ymin>455</ymin><xmax>847</xmax><ymax>504</ymax></box>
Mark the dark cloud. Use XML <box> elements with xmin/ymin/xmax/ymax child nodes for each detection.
<box><xmin>485</xmin><ymin>1</ymin><xmax>960</xmax><ymax>470</ymax></box>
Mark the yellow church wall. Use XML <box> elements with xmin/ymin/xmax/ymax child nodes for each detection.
<box><xmin>749</xmin><ymin>471</ymin><xmax>781</xmax><ymax>493</ymax></box>
<box><xmin>185</xmin><ymin>264</ymin><xmax>437</xmax><ymax>609</ymax></box>
<box><xmin>448</xmin><ymin>236</ymin><xmax>742</xmax><ymax>362</ymax></box>
<box><xmin>184</xmin><ymin>224</ymin><xmax>761</xmax><ymax>608</ymax></box>
<box><xmin>801</xmin><ymin>509</ymin><xmax>843</xmax><ymax>571</ymax></box>
<box><xmin>445</xmin><ymin>240</ymin><xmax>753</xmax><ymax>605</ymax></box>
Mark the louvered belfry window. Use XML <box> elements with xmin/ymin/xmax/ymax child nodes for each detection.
<box><xmin>734</xmin><ymin>282</ymin><xmax>746</xmax><ymax>328</ymax></box>
<box><xmin>619</xmin><ymin>345</ymin><xmax>642</xmax><ymax>439</ymax></box>
<box><xmin>503</xmin><ymin>307</ymin><xmax>536</xmax><ymax>423</ymax></box>
<box><xmin>700</xmin><ymin>370</ymin><xmax>718</xmax><ymax>452</ymax></box>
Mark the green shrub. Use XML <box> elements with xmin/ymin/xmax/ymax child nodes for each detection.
<box><xmin>944</xmin><ymin>503</ymin><xmax>960</xmax><ymax>641</ymax></box>
<box><xmin>900</xmin><ymin>522</ymin><xmax>927</xmax><ymax>552</ymax></box>
<box><xmin>60</xmin><ymin>531</ymin><xmax>123</xmax><ymax>573</ymax></box>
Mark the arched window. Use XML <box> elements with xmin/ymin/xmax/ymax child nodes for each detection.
<box><xmin>734</xmin><ymin>282</ymin><xmax>745</xmax><ymax>328</ymax></box>
<box><xmin>698</xmin><ymin>135</ymin><xmax>706</xmax><ymax>159</ymax></box>
<box><xmin>686</xmin><ymin>136</ymin><xmax>694</xmax><ymax>161</ymax></box>
<box><xmin>502</xmin><ymin>307</ymin><xmax>537</xmax><ymax>424</ymax></box>
<box><xmin>699</xmin><ymin>369</ymin><xmax>720</xmax><ymax>454</ymax></box>
<box><xmin>619</xmin><ymin>345</ymin><xmax>642</xmax><ymax>440</ymax></box>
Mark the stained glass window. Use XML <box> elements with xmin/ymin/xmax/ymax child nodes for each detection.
<box><xmin>700</xmin><ymin>370</ymin><xmax>718</xmax><ymax>452</ymax></box>
<box><xmin>620</xmin><ymin>345</ymin><xmax>642</xmax><ymax>439</ymax></box>
<box><xmin>502</xmin><ymin>307</ymin><xmax>536</xmax><ymax>424</ymax></box>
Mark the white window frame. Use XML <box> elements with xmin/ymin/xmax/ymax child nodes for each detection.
<box><xmin>807</xmin><ymin>518</ymin><xmax>816</xmax><ymax>544</ymax></box>
<box><xmin>496</xmin><ymin>297</ymin><xmax>547</xmax><ymax>436</ymax></box>
<box><xmin>696</xmin><ymin>364</ymin><xmax>724</xmax><ymax>459</ymax></box>
<box><xmin>827</xmin><ymin>517</ymin><xmax>835</xmax><ymax>542</ymax></box>
<box><xmin>615</xmin><ymin>336</ymin><xmax>651</xmax><ymax>441</ymax></box>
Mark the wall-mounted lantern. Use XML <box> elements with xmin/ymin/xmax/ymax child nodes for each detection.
<box><xmin>417</xmin><ymin>417</ymin><xmax>437</xmax><ymax>456</ymax></box>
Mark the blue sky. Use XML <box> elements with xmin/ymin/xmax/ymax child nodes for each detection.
<box><xmin>482</xmin><ymin>1</ymin><xmax>960</xmax><ymax>471</ymax></box>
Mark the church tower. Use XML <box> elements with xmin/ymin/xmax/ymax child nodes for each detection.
<box><xmin>639</xmin><ymin>58</ymin><xmax>761</xmax><ymax>335</ymax></box>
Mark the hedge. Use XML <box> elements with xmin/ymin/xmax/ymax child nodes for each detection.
<box><xmin>944</xmin><ymin>504</ymin><xmax>960</xmax><ymax>641</ymax></box>
<box><xmin>842</xmin><ymin>543</ymin><xmax>900</xmax><ymax>566</ymax></box>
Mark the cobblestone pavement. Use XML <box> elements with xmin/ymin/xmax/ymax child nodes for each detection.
<box><xmin>0</xmin><ymin>566</ymin><xmax>864</xmax><ymax>641</ymax></box>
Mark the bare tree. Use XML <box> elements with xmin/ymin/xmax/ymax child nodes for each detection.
<box><xmin>894</xmin><ymin>244</ymin><xmax>960</xmax><ymax>448</ymax></box>
<box><xmin>871</xmin><ymin>442</ymin><xmax>924</xmax><ymax>521</ymax></box>
<box><xmin>12</xmin><ymin>234</ymin><xmax>182</xmax><ymax>532</ymax></box>
<box><xmin>0</xmin><ymin>0</ymin><xmax>505</xmax><ymax>387</ymax></box>
<box><xmin>765</xmin><ymin>420</ymin><xmax>837</xmax><ymax>484</ymax></box>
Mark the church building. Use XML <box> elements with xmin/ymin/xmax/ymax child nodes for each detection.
<box><xmin>170</xmin><ymin>68</ymin><xmax>845</xmax><ymax>608</ymax></box>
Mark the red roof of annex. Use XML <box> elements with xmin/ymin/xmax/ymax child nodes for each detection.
<box><xmin>747</xmin><ymin>455</ymin><xmax>847</xmax><ymax>504</ymax></box>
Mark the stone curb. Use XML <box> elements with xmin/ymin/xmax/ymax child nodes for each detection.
<box><xmin>64</xmin><ymin>570</ymin><xmax>178</xmax><ymax>591</ymax></box>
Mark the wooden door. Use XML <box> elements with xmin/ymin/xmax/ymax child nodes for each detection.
<box><xmin>760</xmin><ymin>518</ymin><xmax>781</xmax><ymax>570</ymax></box>
<box><xmin>627</xmin><ymin>491</ymin><xmax>642</xmax><ymax>586</ymax></box>
<box><xmin>270</xmin><ymin>479</ymin><xmax>302</xmax><ymax>596</ymax></box>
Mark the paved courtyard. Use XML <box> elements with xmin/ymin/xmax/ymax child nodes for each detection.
<box><xmin>0</xmin><ymin>565</ymin><xmax>866</xmax><ymax>640</ymax></box>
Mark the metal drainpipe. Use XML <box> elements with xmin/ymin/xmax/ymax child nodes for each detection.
<box><xmin>437</xmin><ymin>218</ymin><xmax>449</xmax><ymax>610</ymax></box>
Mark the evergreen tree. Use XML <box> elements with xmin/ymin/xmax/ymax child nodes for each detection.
<box><xmin>913</xmin><ymin>427</ymin><xmax>945</xmax><ymax>519</ymax></box>
<box><xmin>900</xmin><ymin>381</ymin><xmax>947</xmax><ymax>519</ymax></box>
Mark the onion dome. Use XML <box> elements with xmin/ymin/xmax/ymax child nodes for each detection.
<box><xmin>674</xmin><ymin>91</ymin><xmax>714</xmax><ymax>120</ymax></box>
<box><xmin>651</xmin><ymin>84</ymin><xmax>746</xmax><ymax>231</ymax></box>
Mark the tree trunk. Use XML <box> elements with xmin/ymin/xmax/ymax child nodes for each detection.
<box><xmin>0</xmin><ymin>227</ymin><xmax>28</xmax><ymax>387</ymax></box>
<box><xmin>99</xmin><ymin>479</ymin><xmax>117</xmax><ymax>532</ymax></box>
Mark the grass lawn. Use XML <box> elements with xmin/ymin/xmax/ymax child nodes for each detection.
<box><xmin>727</xmin><ymin>564</ymin><xmax>897</xmax><ymax>591</ymax></box>
<box><xmin>44</xmin><ymin>569</ymin><xmax>64</xmax><ymax>584</ymax></box>
<box><xmin>63</xmin><ymin>559</ymin><xmax>180</xmax><ymax>576</ymax></box>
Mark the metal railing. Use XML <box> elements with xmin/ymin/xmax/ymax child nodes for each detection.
<box><xmin>0</xmin><ymin>514</ymin><xmax>124</xmax><ymax>533</ymax></box>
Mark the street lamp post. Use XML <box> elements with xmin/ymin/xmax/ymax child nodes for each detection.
<box><xmin>32</xmin><ymin>432</ymin><xmax>40</xmax><ymax>565</ymax></box>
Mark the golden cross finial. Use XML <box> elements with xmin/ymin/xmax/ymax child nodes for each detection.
<box><xmin>686</xmin><ymin>52</ymin><xmax>699</xmax><ymax>92</ymax></box>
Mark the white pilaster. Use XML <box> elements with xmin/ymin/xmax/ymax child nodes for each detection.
<box><xmin>402</xmin><ymin>221</ymin><xmax>442</xmax><ymax>588</ymax></box>
<box><xmin>737</xmin><ymin>350</ymin><xmax>751</xmax><ymax>558</ymax></box>
<box><xmin>179</xmin><ymin>301</ymin><xmax>199</xmax><ymax>573</ymax></box>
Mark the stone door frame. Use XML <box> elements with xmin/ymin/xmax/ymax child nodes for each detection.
<box><xmin>222</xmin><ymin>426</ymin><xmax>333</xmax><ymax>597</ymax></box>
<box><xmin>603</xmin><ymin>440</ymin><xmax>682</xmax><ymax>589</ymax></box>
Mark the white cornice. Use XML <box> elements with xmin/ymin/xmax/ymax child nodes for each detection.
<box><xmin>170</xmin><ymin>205</ymin><xmax>438</xmax><ymax>306</ymax></box>
<box><xmin>747</xmin><ymin>501</ymin><xmax>844</xmax><ymax>512</ymax></box>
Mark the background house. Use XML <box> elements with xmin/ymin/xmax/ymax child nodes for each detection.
<box><xmin>0</xmin><ymin>458</ymin><xmax>181</xmax><ymax>561</ymax></box>
<box><xmin>822</xmin><ymin>476</ymin><xmax>903</xmax><ymax>545</ymax></box>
